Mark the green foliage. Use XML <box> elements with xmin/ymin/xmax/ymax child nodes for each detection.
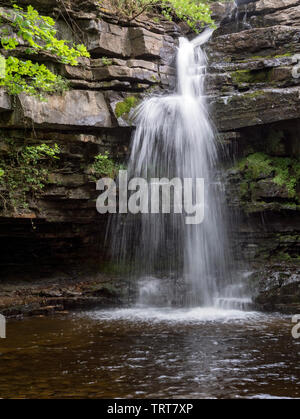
<box><xmin>275</xmin><ymin>251</ymin><xmax>300</xmax><ymax>262</ymax></box>
<box><xmin>101</xmin><ymin>56</ymin><xmax>113</xmax><ymax>66</ymax></box>
<box><xmin>0</xmin><ymin>4</ymin><xmax>90</xmax><ymax>99</ymax></box>
<box><xmin>115</xmin><ymin>96</ymin><xmax>138</xmax><ymax>118</ymax></box>
<box><xmin>0</xmin><ymin>5</ymin><xmax>89</xmax><ymax>62</ymax></box>
<box><xmin>2</xmin><ymin>56</ymin><xmax>68</xmax><ymax>98</ymax></box>
<box><xmin>0</xmin><ymin>142</ymin><xmax>60</xmax><ymax>212</ymax></box>
<box><xmin>109</xmin><ymin>0</ymin><xmax>215</xmax><ymax>32</ymax></box>
<box><xmin>163</xmin><ymin>0</ymin><xmax>215</xmax><ymax>31</ymax></box>
<box><xmin>238</xmin><ymin>52</ymin><xmax>294</xmax><ymax>63</ymax></box>
<box><xmin>231</xmin><ymin>68</ymin><xmax>273</xmax><ymax>85</ymax></box>
<box><xmin>238</xmin><ymin>152</ymin><xmax>273</xmax><ymax>179</ymax></box>
<box><xmin>238</xmin><ymin>153</ymin><xmax>300</xmax><ymax>199</ymax></box>
<box><xmin>272</xmin><ymin>157</ymin><xmax>300</xmax><ymax>198</ymax></box>
<box><xmin>89</xmin><ymin>151</ymin><xmax>120</xmax><ymax>180</ymax></box>
<box><xmin>243</xmin><ymin>90</ymin><xmax>265</xmax><ymax>100</ymax></box>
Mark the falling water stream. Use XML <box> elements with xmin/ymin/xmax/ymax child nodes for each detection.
<box><xmin>112</xmin><ymin>29</ymin><xmax>243</xmax><ymax>308</ymax></box>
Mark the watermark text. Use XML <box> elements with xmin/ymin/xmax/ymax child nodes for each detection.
<box><xmin>96</xmin><ymin>171</ymin><xmax>205</xmax><ymax>225</ymax></box>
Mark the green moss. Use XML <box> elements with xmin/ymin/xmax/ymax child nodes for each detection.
<box><xmin>151</xmin><ymin>75</ymin><xmax>159</xmax><ymax>82</ymax></box>
<box><xmin>277</xmin><ymin>234</ymin><xmax>300</xmax><ymax>243</ymax></box>
<box><xmin>0</xmin><ymin>141</ymin><xmax>60</xmax><ymax>212</ymax></box>
<box><xmin>272</xmin><ymin>158</ymin><xmax>295</xmax><ymax>197</ymax></box>
<box><xmin>243</xmin><ymin>90</ymin><xmax>265</xmax><ymax>99</ymax></box>
<box><xmin>281</xmin><ymin>202</ymin><xmax>298</xmax><ymax>210</ymax></box>
<box><xmin>238</xmin><ymin>52</ymin><xmax>294</xmax><ymax>63</ymax></box>
<box><xmin>243</xmin><ymin>201</ymin><xmax>270</xmax><ymax>213</ymax></box>
<box><xmin>0</xmin><ymin>5</ymin><xmax>89</xmax><ymax>100</ymax></box>
<box><xmin>115</xmin><ymin>96</ymin><xmax>138</xmax><ymax>118</ymax></box>
<box><xmin>101</xmin><ymin>56</ymin><xmax>113</xmax><ymax>66</ymax></box>
<box><xmin>274</xmin><ymin>53</ymin><xmax>294</xmax><ymax>58</ymax></box>
<box><xmin>101</xmin><ymin>261</ymin><xmax>132</xmax><ymax>276</ymax></box>
<box><xmin>238</xmin><ymin>152</ymin><xmax>273</xmax><ymax>179</ymax></box>
<box><xmin>274</xmin><ymin>250</ymin><xmax>300</xmax><ymax>263</ymax></box>
<box><xmin>231</xmin><ymin>68</ymin><xmax>273</xmax><ymax>85</ymax></box>
<box><xmin>231</xmin><ymin>153</ymin><xmax>300</xmax><ymax>211</ymax></box>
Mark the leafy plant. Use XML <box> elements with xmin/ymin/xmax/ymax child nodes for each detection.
<box><xmin>272</xmin><ymin>157</ymin><xmax>300</xmax><ymax>198</ymax></box>
<box><xmin>115</xmin><ymin>96</ymin><xmax>138</xmax><ymax>118</ymax></box>
<box><xmin>101</xmin><ymin>56</ymin><xmax>113</xmax><ymax>66</ymax></box>
<box><xmin>2</xmin><ymin>56</ymin><xmax>68</xmax><ymax>98</ymax></box>
<box><xmin>89</xmin><ymin>151</ymin><xmax>121</xmax><ymax>180</ymax></box>
<box><xmin>108</xmin><ymin>0</ymin><xmax>215</xmax><ymax>31</ymax></box>
<box><xmin>238</xmin><ymin>153</ymin><xmax>300</xmax><ymax>199</ymax></box>
<box><xmin>0</xmin><ymin>142</ymin><xmax>60</xmax><ymax>212</ymax></box>
<box><xmin>238</xmin><ymin>153</ymin><xmax>273</xmax><ymax>179</ymax></box>
<box><xmin>0</xmin><ymin>4</ymin><xmax>90</xmax><ymax>99</ymax></box>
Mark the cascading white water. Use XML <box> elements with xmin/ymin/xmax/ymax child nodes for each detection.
<box><xmin>231</xmin><ymin>0</ymin><xmax>252</xmax><ymax>30</ymax></box>
<box><xmin>111</xmin><ymin>29</ymin><xmax>235</xmax><ymax>307</ymax></box>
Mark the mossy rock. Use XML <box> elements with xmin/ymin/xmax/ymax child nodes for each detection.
<box><xmin>228</xmin><ymin>152</ymin><xmax>300</xmax><ymax>212</ymax></box>
<box><xmin>115</xmin><ymin>96</ymin><xmax>139</xmax><ymax>119</ymax></box>
<box><xmin>231</xmin><ymin>68</ymin><xmax>274</xmax><ymax>86</ymax></box>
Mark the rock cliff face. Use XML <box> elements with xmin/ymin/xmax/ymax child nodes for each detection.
<box><xmin>207</xmin><ymin>0</ymin><xmax>300</xmax><ymax>312</ymax></box>
<box><xmin>0</xmin><ymin>0</ymin><xmax>180</xmax><ymax>278</ymax></box>
<box><xmin>0</xmin><ymin>0</ymin><xmax>299</xmax><ymax>313</ymax></box>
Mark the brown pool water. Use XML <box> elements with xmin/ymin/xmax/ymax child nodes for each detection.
<box><xmin>0</xmin><ymin>307</ymin><xmax>299</xmax><ymax>398</ymax></box>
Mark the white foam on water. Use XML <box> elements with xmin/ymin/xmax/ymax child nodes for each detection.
<box><xmin>85</xmin><ymin>306</ymin><xmax>264</xmax><ymax>324</ymax></box>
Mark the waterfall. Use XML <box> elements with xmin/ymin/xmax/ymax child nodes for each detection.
<box><xmin>231</xmin><ymin>0</ymin><xmax>253</xmax><ymax>30</ymax></box>
<box><xmin>111</xmin><ymin>29</ymin><xmax>235</xmax><ymax>307</ymax></box>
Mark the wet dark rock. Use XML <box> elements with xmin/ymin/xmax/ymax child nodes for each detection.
<box><xmin>0</xmin><ymin>1</ymin><xmax>178</xmax><ymax>284</ymax></box>
<box><xmin>248</xmin><ymin>265</ymin><xmax>300</xmax><ymax>312</ymax></box>
<box><xmin>212</xmin><ymin>87</ymin><xmax>300</xmax><ymax>131</ymax></box>
<box><xmin>8</xmin><ymin>91</ymin><xmax>113</xmax><ymax>130</ymax></box>
<box><xmin>218</xmin><ymin>0</ymin><xmax>300</xmax><ymax>35</ymax></box>
<box><xmin>254</xmin><ymin>179</ymin><xmax>290</xmax><ymax>199</ymax></box>
<box><xmin>0</xmin><ymin>274</ymin><xmax>129</xmax><ymax>318</ymax></box>
<box><xmin>206</xmin><ymin>1</ymin><xmax>300</xmax><ymax>313</ymax></box>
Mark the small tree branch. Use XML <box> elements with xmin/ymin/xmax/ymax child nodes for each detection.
<box><xmin>128</xmin><ymin>1</ymin><xmax>164</xmax><ymax>22</ymax></box>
